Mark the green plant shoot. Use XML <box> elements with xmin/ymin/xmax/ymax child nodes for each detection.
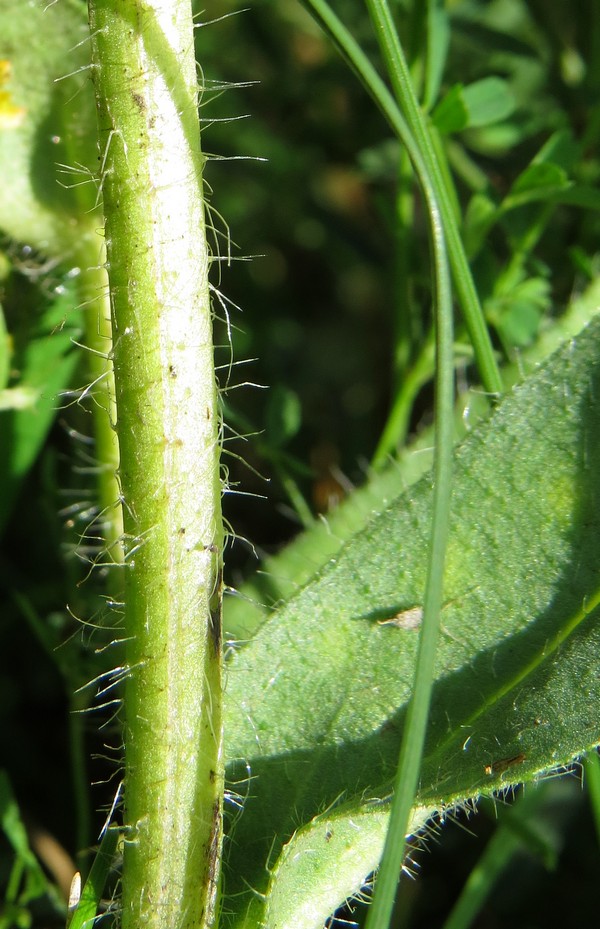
<box><xmin>87</xmin><ymin>1</ymin><xmax>224</xmax><ymax>927</ymax></box>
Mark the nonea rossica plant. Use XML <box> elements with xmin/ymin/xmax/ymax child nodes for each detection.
<box><xmin>86</xmin><ymin>1</ymin><xmax>224</xmax><ymax>928</ymax></box>
<box><xmin>0</xmin><ymin>2</ymin><xmax>600</xmax><ymax>929</ymax></box>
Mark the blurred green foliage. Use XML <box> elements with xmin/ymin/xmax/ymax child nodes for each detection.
<box><xmin>196</xmin><ymin>0</ymin><xmax>600</xmax><ymax>571</ymax></box>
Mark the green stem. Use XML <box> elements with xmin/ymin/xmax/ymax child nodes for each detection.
<box><xmin>364</xmin><ymin>147</ymin><xmax>454</xmax><ymax>929</ymax></box>
<box><xmin>391</xmin><ymin>145</ymin><xmax>417</xmax><ymax>390</ymax></box>
<box><xmin>363</xmin><ymin>0</ymin><xmax>501</xmax><ymax>397</ymax></box>
<box><xmin>441</xmin><ymin>826</ymin><xmax>520</xmax><ymax>929</ymax></box>
<box><xmin>87</xmin><ymin>2</ymin><xmax>223</xmax><ymax>928</ymax></box>
<box><xmin>372</xmin><ymin>330</ymin><xmax>434</xmax><ymax>466</ymax></box>
<box><xmin>301</xmin><ymin>0</ymin><xmax>501</xmax><ymax>401</ymax></box>
<box><xmin>292</xmin><ymin>17</ymin><xmax>454</xmax><ymax>925</ymax></box>
<box><xmin>583</xmin><ymin>750</ymin><xmax>600</xmax><ymax>847</ymax></box>
<box><xmin>76</xmin><ymin>246</ymin><xmax>124</xmax><ymax>570</ymax></box>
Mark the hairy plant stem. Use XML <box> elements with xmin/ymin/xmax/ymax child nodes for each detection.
<box><xmin>87</xmin><ymin>2</ymin><xmax>223</xmax><ymax>928</ymax></box>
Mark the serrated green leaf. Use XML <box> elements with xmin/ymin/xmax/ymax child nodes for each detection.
<box><xmin>431</xmin><ymin>83</ymin><xmax>468</xmax><ymax>134</ymax></box>
<box><xmin>0</xmin><ymin>0</ymin><xmax>98</xmax><ymax>254</ymax></box>
<box><xmin>464</xmin><ymin>130</ymin><xmax>600</xmax><ymax>254</ymax></box>
<box><xmin>503</xmin><ymin>182</ymin><xmax>600</xmax><ymax>213</ymax></box>
<box><xmin>460</xmin><ymin>77</ymin><xmax>515</xmax><ymax>127</ymax></box>
<box><xmin>432</xmin><ymin>77</ymin><xmax>514</xmax><ymax>135</ymax></box>
<box><xmin>499</xmin><ymin>129</ymin><xmax>591</xmax><ymax>213</ymax></box>
<box><xmin>488</xmin><ymin>276</ymin><xmax>551</xmax><ymax>349</ymax></box>
<box><xmin>511</xmin><ymin>162</ymin><xmax>570</xmax><ymax>195</ymax></box>
<box><xmin>223</xmin><ymin>317</ymin><xmax>600</xmax><ymax>926</ymax></box>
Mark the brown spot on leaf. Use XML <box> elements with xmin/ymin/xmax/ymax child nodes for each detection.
<box><xmin>131</xmin><ymin>91</ymin><xmax>146</xmax><ymax>112</ymax></box>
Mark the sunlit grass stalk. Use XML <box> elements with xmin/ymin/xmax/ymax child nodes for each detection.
<box><xmin>296</xmin><ymin>2</ymin><xmax>455</xmax><ymax>925</ymax></box>
<box><xmin>75</xmin><ymin>249</ymin><xmax>124</xmax><ymax>569</ymax></box>
<box><xmin>363</xmin><ymin>139</ymin><xmax>454</xmax><ymax>929</ymax></box>
<box><xmin>363</xmin><ymin>0</ymin><xmax>502</xmax><ymax>397</ymax></box>
<box><xmin>391</xmin><ymin>147</ymin><xmax>417</xmax><ymax>385</ymax></box>
<box><xmin>86</xmin><ymin>2</ymin><xmax>223</xmax><ymax>928</ymax></box>
<box><xmin>302</xmin><ymin>0</ymin><xmax>501</xmax><ymax>400</ymax></box>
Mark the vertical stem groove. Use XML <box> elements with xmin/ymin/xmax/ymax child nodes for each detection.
<box><xmin>87</xmin><ymin>2</ymin><xmax>223</xmax><ymax>927</ymax></box>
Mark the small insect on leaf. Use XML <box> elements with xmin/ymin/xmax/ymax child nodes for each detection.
<box><xmin>377</xmin><ymin>607</ymin><xmax>423</xmax><ymax>631</ymax></box>
<box><xmin>484</xmin><ymin>752</ymin><xmax>526</xmax><ymax>777</ymax></box>
<box><xmin>68</xmin><ymin>872</ymin><xmax>81</xmax><ymax>909</ymax></box>
<box><xmin>66</xmin><ymin>872</ymin><xmax>81</xmax><ymax>928</ymax></box>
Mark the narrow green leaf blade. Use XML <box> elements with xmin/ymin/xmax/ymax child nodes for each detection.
<box><xmin>0</xmin><ymin>281</ymin><xmax>82</xmax><ymax>534</ymax></box>
<box><xmin>0</xmin><ymin>770</ymin><xmax>56</xmax><ymax>905</ymax></box>
<box><xmin>68</xmin><ymin>828</ymin><xmax>119</xmax><ymax>929</ymax></box>
<box><xmin>423</xmin><ymin>5</ymin><xmax>450</xmax><ymax>111</ymax></box>
<box><xmin>441</xmin><ymin>781</ymin><xmax>570</xmax><ymax>929</ymax></box>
